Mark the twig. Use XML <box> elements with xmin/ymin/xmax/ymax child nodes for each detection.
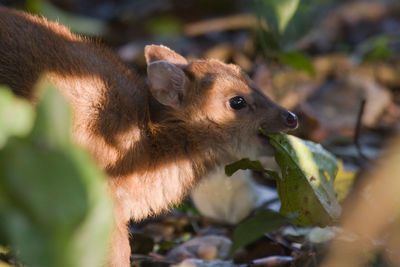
<box><xmin>354</xmin><ymin>99</ymin><xmax>369</xmax><ymax>161</ymax></box>
<box><xmin>184</xmin><ymin>14</ymin><xmax>268</xmax><ymax>36</ymax></box>
<box><xmin>311</xmin><ymin>251</ymin><xmax>318</xmax><ymax>267</ymax></box>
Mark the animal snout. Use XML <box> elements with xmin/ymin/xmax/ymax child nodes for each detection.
<box><xmin>283</xmin><ymin>111</ymin><xmax>298</xmax><ymax>129</ymax></box>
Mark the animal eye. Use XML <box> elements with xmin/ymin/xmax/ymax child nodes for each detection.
<box><xmin>229</xmin><ymin>96</ymin><xmax>247</xmax><ymax>110</ymax></box>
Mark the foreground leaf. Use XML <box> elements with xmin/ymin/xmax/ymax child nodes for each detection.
<box><xmin>0</xmin><ymin>86</ymin><xmax>112</xmax><ymax>267</ymax></box>
<box><xmin>268</xmin><ymin>133</ymin><xmax>341</xmax><ymax>226</ymax></box>
<box><xmin>0</xmin><ymin>87</ymin><xmax>34</xmax><ymax>148</ymax></box>
<box><xmin>30</xmin><ymin>79</ymin><xmax>71</xmax><ymax>148</ymax></box>
<box><xmin>230</xmin><ymin>210</ymin><xmax>288</xmax><ymax>255</ymax></box>
<box><xmin>0</xmin><ymin>140</ymin><xmax>88</xmax><ymax>232</ymax></box>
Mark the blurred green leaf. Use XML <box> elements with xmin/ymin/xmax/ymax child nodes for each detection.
<box><xmin>0</xmin><ymin>85</ymin><xmax>112</xmax><ymax>267</ymax></box>
<box><xmin>278</xmin><ymin>52</ymin><xmax>315</xmax><ymax>76</ymax></box>
<box><xmin>174</xmin><ymin>201</ymin><xmax>200</xmax><ymax>215</ymax></box>
<box><xmin>30</xmin><ymin>79</ymin><xmax>71</xmax><ymax>148</ymax></box>
<box><xmin>0</xmin><ymin>87</ymin><xmax>34</xmax><ymax>148</ymax></box>
<box><xmin>26</xmin><ymin>0</ymin><xmax>106</xmax><ymax>36</ymax></box>
<box><xmin>147</xmin><ymin>16</ymin><xmax>183</xmax><ymax>38</ymax></box>
<box><xmin>359</xmin><ymin>35</ymin><xmax>393</xmax><ymax>62</ymax></box>
<box><xmin>255</xmin><ymin>0</ymin><xmax>335</xmax><ymax>51</ymax></box>
<box><xmin>272</xmin><ymin>0</ymin><xmax>300</xmax><ymax>34</ymax></box>
<box><xmin>65</xmin><ymin>147</ymin><xmax>113</xmax><ymax>267</ymax></box>
<box><xmin>267</xmin><ymin>133</ymin><xmax>341</xmax><ymax>226</ymax></box>
<box><xmin>0</xmin><ymin>140</ymin><xmax>88</xmax><ymax>231</ymax></box>
<box><xmin>158</xmin><ymin>240</ymin><xmax>177</xmax><ymax>251</ymax></box>
<box><xmin>230</xmin><ymin>210</ymin><xmax>288</xmax><ymax>255</ymax></box>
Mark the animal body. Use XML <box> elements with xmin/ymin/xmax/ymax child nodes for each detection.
<box><xmin>0</xmin><ymin>7</ymin><xmax>298</xmax><ymax>266</ymax></box>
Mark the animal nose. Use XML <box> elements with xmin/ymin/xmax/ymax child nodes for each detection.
<box><xmin>284</xmin><ymin>111</ymin><xmax>298</xmax><ymax>129</ymax></box>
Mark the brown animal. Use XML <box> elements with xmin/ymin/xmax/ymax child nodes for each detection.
<box><xmin>0</xmin><ymin>7</ymin><xmax>298</xmax><ymax>267</ymax></box>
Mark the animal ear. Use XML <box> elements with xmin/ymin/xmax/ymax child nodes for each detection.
<box><xmin>145</xmin><ymin>45</ymin><xmax>188</xmax><ymax>66</ymax></box>
<box><xmin>147</xmin><ymin>60</ymin><xmax>188</xmax><ymax>109</ymax></box>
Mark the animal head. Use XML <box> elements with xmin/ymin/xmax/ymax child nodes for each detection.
<box><xmin>145</xmin><ymin>45</ymin><xmax>297</xmax><ymax>159</ymax></box>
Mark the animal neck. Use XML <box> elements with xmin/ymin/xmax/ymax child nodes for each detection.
<box><xmin>103</xmin><ymin>109</ymin><xmax>223</xmax><ymax>179</ymax></box>
<box><xmin>106</xmin><ymin>105</ymin><xmax>235</xmax><ymax>221</ymax></box>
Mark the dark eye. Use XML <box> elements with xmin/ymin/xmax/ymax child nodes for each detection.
<box><xmin>229</xmin><ymin>96</ymin><xmax>247</xmax><ymax>110</ymax></box>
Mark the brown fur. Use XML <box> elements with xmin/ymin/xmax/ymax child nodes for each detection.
<box><xmin>0</xmin><ymin>8</ymin><xmax>295</xmax><ymax>267</ymax></box>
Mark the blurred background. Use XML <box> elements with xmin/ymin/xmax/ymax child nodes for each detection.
<box><xmin>1</xmin><ymin>0</ymin><xmax>400</xmax><ymax>266</ymax></box>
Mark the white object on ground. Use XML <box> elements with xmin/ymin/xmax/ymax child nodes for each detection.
<box><xmin>191</xmin><ymin>167</ymin><xmax>279</xmax><ymax>224</ymax></box>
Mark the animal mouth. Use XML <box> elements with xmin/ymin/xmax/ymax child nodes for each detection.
<box><xmin>257</xmin><ymin>130</ymin><xmax>270</xmax><ymax>145</ymax></box>
<box><xmin>256</xmin><ymin>130</ymin><xmax>276</xmax><ymax>156</ymax></box>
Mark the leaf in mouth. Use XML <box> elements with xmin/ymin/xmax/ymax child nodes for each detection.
<box><xmin>225</xmin><ymin>131</ymin><xmax>341</xmax><ymax>226</ymax></box>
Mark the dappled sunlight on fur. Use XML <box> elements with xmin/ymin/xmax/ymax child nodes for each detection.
<box><xmin>0</xmin><ymin>8</ymin><xmax>296</xmax><ymax>267</ymax></box>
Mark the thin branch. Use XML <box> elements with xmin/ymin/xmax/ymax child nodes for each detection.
<box><xmin>184</xmin><ymin>14</ymin><xmax>268</xmax><ymax>36</ymax></box>
<box><xmin>354</xmin><ymin>99</ymin><xmax>369</xmax><ymax>161</ymax></box>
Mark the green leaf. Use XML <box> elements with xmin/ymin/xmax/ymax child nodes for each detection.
<box><xmin>273</xmin><ymin>0</ymin><xmax>300</xmax><ymax>34</ymax></box>
<box><xmin>0</xmin><ymin>86</ymin><xmax>112</xmax><ymax>267</ymax></box>
<box><xmin>225</xmin><ymin>158</ymin><xmax>280</xmax><ymax>179</ymax></box>
<box><xmin>360</xmin><ymin>35</ymin><xmax>393</xmax><ymax>62</ymax></box>
<box><xmin>225</xmin><ymin>132</ymin><xmax>341</xmax><ymax>226</ymax></box>
<box><xmin>0</xmin><ymin>136</ymin><xmax>92</xmax><ymax>267</ymax></box>
<box><xmin>267</xmin><ymin>133</ymin><xmax>341</xmax><ymax>226</ymax></box>
<box><xmin>333</xmin><ymin>160</ymin><xmax>356</xmax><ymax>202</ymax></box>
<box><xmin>0</xmin><ymin>87</ymin><xmax>34</xmax><ymax>148</ymax></box>
<box><xmin>255</xmin><ymin>0</ymin><xmax>333</xmax><ymax>51</ymax></box>
<box><xmin>0</xmin><ymin>140</ymin><xmax>88</xmax><ymax>231</ymax></box>
<box><xmin>225</xmin><ymin>158</ymin><xmax>265</xmax><ymax>176</ymax></box>
<box><xmin>30</xmin><ymin>79</ymin><xmax>71</xmax><ymax>148</ymax></box>
<box><xmin>65</xmin><ymin>147</ymin><xmax>113</xmax><ymax>267</ymax></box>
<box><xmin>147</xmin><ymin>16</ymin><xmax>183</xmax><ymax>38</ymax></box>
<box><xmin>278</xmin><ymin>52</ymin><xmax>316</xmax><ymax>76</ymax></box>
<box><xmin>230</xmin><ymin>210</ymin><xmax>288</xmax><ymax>255</ymax></box>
